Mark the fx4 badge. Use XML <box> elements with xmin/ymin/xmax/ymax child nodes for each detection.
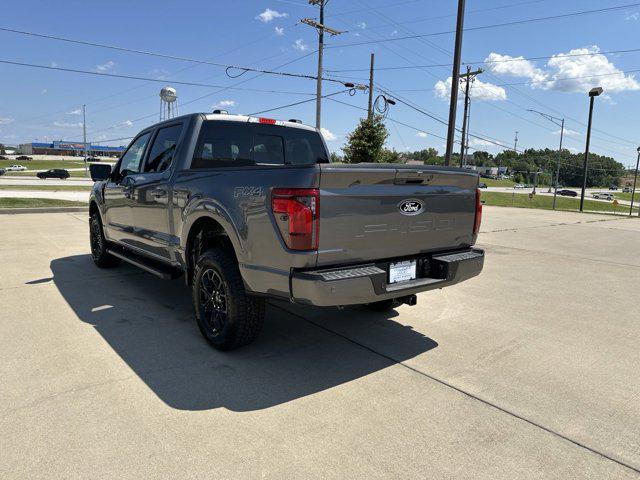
<box><xmin>398</xmin><ymin>199</ymin><xmax>424</xmax><ymax>216</ymax></box>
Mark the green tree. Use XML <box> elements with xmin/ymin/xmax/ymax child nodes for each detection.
<box><xmin>0</xmin><ymin>144</ymin><xmax>6</xmax><ymax>155</ymax></box>
<box><xmin>343</xmin><ymin>115</ymin><xmax>389</xmax><ymax>163</ymax></box>
<box><xmin>379</xmin><ymin>148</ymin><xmax>401</xmax><ymax>163</ymax></box>
<box><xmin>329</xmin><ymin>151</ymin><xmax>343</xmax><ymax>163</ymax></box>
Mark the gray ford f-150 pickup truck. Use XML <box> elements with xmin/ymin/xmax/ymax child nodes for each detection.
<box><xmin>89</xmin><ymin>112</ymin><xmax>484</xmax><ymax>350</ymax></box>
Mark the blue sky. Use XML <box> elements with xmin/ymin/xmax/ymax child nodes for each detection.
<box><xmin>1</xmin><ymin>0</ymin><xmax>639</xmax><ymax>167</ymax></box>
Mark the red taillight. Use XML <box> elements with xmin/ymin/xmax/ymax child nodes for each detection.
<box><xmin>259</xmin><ymin>117</ymin><xmax>277</xmax><ymax>125</ymax></box>
<box><xmin>473</xmin><ymin>188</ymin><xmax>482</xmax><ymax>235</ymax></box>
<box><xmin>271</xmin><ymin>188</ymin><xmax>320</xmax><ymax>250</ymax></box>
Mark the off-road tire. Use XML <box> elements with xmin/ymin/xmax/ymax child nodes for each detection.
<box><xmin>193</xmin><ymin>247</ymin><xmax>265</xmax><ymax>350</ymax></box>
<box><xmin>89</xmin><ymin>213</ymin><xmax>120</xmax><ymax>268</ymax></box>
<box><xmin>366</xmin><ymin>299</ymin><xmax>398</xmax><ymax>311</ymax></box>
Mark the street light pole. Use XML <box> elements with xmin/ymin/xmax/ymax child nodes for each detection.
<box><xmin>580</xmin><ymin>87</ymin><xmax>603</xmax><ymax>212</ymax></box>
<box><xmin>630</xmin><ymin>147</ymin><xmax>640</xmax><ymax>216</ymax></box>
<box><xmin>527</xmin><ymin>109</ymin><xmax>564</xmax><ymax>209</ymax></box>
<box><xmin>444</xmin><ymin>0</ymin><xmax>466</xmax><ymax>166</ymax></box>
<box><xmin>82</xmin><ymin>104</ymin><xmax>88</xmax><ymax>175</ymax></box>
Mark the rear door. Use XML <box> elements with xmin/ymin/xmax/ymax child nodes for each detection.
<box><xmin>317</xmin><ymin>164</ymin><xmax>478</xmax><ymax>266</ymax></box>
<box><xmin>129</xmin><ymin>122</ymin><xmax>185</xmax><ymax>260</ymax></box>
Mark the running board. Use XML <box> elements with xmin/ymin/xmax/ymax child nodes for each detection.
<box><xmin>106</xmin><ymin>248</ymin><xmax>175</xmax><ymax>280</ymax></box>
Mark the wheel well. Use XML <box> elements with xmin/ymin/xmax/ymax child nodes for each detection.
<box><xmin>89</xmin><ymin>201</ymin><xmax>99</xmax><ymax>218</ymax></box>
<box><xmin>185</xmin><ymin>217</ymin><xmax>236</xmax><ymax>285</ymax></box>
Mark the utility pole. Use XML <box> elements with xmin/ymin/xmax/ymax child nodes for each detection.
<box><xmin>367</xmin><ymin>53</ymin><xmax>375</xmax><ymax>120</ymax></box>
<box><xmin>527</xmin><ymin>109</ymin><xmax>564</xmax><ymax>209</ymax></box>
<box><xmin>458</xmin><ymin>66</ymin><xmax>483</xmax><ymax>168</ymax></box>
<box><xmin>444</xmin><ymin>0</ymin><xmax>466</xmax><ymax>166</ymax></box>
<box><xmin>514</xmin><ymin>131</ymin><xmax>519</xmax><ymax>152</ymax></box>
<box><xmin>302</xmin><ymin>0</ymin><xmax>343</xmax><ymax>130</ymax></box>
<box><xmin>82</xmin><ymin>104</ymin><xmax>88</xmax><ymax>175</ymax></box>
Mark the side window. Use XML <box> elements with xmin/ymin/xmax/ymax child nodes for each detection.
<box><xmin>285</xmin><ymin>129</ymin><xmax>328</xmax><ymax>165</ymax></box>
<box><xmin>145</xmin><ymin>124</ymin><xmax>183</xmax><ymax>173</ymax></box>
<box><xmin>192</xmin><ymin>122</ymin><xmax>253</xmax><ymax>169</ymax></box>
<box><xmin>119</xmin><ymin>132</ymin><xmax>152</xmax><ymax>175</ymax></box>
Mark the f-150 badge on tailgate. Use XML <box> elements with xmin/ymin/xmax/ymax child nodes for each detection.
<box><xmin>398</xmin><ymin>199</ymin><xmax>424</xmax><ymax>216</ymax></box>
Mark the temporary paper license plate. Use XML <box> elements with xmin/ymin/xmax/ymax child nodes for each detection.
<box><xmin>388</xmin><ymin>260</ymin><xmax>417</xmax><ymax>284</ymax></box>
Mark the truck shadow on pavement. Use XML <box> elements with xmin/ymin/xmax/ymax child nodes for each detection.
<box><xmin>50</xmin><ymin>254</ymin><xmax>438</xmax><ymax>412</ymax></box>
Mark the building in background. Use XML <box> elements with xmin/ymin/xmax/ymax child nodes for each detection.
<box><xmin>18</xmin><ymin>141</ymin><xmax>125</xmax><ymax>157</ymax></box>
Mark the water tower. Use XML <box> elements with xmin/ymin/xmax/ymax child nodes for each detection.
<box><xmin>159</xmin><ymin>86</ymin><xmax>178</xmax><ymax>121</ymax></box>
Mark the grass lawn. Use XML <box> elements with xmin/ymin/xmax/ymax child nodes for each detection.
<box><xmin>0</xmin><ymin>185</ymin><xmax>92</xmax><ymax>191</ymax></box>
<box><xmin>482</xmin><ymin>191</ymin><xmax>638</xmax><ymax>215</ymax></box>
<box><xmin>0</xmin><ymin>159</ymin><xmax>86</xmax><ymax>170</ymax></box>
<box><xmin>0</xmin><ymin>198</ymin><xmax>88</xmax><ymax>208</ymax></box>
<box><xmin>482</xmin><ymin>178</ymin><xmax>516</xmax><ymax>187</ymax></box>
<box><xmin>613</xmin><ymin>192</ymin><xmax>639</xmax><ymax>203</ymax></box>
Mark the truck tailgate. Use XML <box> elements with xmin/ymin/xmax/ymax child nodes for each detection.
<box><xmin>317</xmin><ymin>164</ymin><xmax>479</xmax><ymax>266</ymax></box>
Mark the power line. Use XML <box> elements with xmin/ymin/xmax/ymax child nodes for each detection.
<box><xmin>325</xmin><ymin>47</ymin><xmax>640</xmax><ymax>73</ymax></box>
<box><xmin>327</xmin><ymin>3</ymin><xmax>640</xmax><ymax>48</ymax></box>
<box><xmin>0</xmin><ymin>59</ymin><xmax>321</xmax><ymax>94</ymax></box>
<box><xmin>0</xmin><ymin>25</ymin><xmax>359</xmax><ymax>87</ymax></box>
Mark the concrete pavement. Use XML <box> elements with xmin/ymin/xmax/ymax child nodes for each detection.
<box><xmin>0</xmin><ymin>190</ymin><xmax>89</xmax><ymax>201</ymax></box>
<box><xmin>0</xmin><ymin>208</ymin><xmax>639</xmax><ymax>479</ymax></box>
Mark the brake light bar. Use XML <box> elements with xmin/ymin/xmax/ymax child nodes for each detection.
<box><xmin>259</xmin><ymin>117</ymin><xmax>277</xmax><ymax>125</ymax></box>
<box><xmin>271</xmin><ymin>188</ymin><xmax>320</xmax><ymax>251</ymax></box>
<box><xmin>473</xmin><ymin>188</ymin><xmax>483</xmax><ymax>235</ymax></box>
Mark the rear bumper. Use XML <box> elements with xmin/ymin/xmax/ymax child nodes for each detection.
<box><xmin>290</xmin><ymin>248</ymin><xmax>484</xmax><ymax>306</ymax></box>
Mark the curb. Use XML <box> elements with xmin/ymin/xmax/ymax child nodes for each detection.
<box><xmin>0</xmin><ymin>207</ymin><xmax>88</xmax><ymax>215</ymax></box>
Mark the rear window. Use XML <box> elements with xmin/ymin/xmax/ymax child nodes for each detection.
<box><xmin>191</xmin><ymin>121</ymin><xmax>328</xmax><ymax>169</ymax></box>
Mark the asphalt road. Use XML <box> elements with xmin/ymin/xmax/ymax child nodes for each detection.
<box><xmin>0</xmin><ymin>208</ymin><xmax>639</xmax><ymax>479</ymax></box>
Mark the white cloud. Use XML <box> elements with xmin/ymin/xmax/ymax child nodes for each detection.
<box><xmin>356</xmin><ymin>22</ymin><xmax>367</xmax><ymax>29</ymax></box>
<box><xmin>68</xmin><ymin>108</ymin><xmax>82</xmax><ymax>115</ymax></box>
<box><xmin>293</xmin><ymin>39</ymin><xmax>309</xmax><ymax>52</ymax></box>
<box><xmin>214</xmin><ymin>100</ymin><xmax>236</xmax><ymax>108</ymax></box>
<box><xmin>626</xmin><ymin>12</ymin><xmax>639</xmax><ymax>20</ymax></box>
<box><xmin>434</xmin><ymin>76</ymin><xmax>507</xmax><ymax>101</ymax></box>
<box><xmin>553</xmin><ymin>128</ymin><xmax>581</xmax><ymax>137</ymax></box>
<box><xmin>485</xmin><ymin>52</ymin><xmax>547</xmax><ymax>83</ymax></box>
<box><xmin>96</xmin><ymin>60</ymin><xmax>115</xmax><ymax>73</ymax></box>
<box><xmin>256</xmin><ymin>8</ymin><xmax>288</xmax><ymax>23</ymax></box>
<box><xmin>390</xmin><ymin>30</ymin><xmax>398</xmax><ymax>36</ymax></box>
<box><xmin>469</xmin><ymin>138</ymin><xmax>495</xmax><ymax>148</ymax></box>
<box><xmin>544</xmin><ymin>46</ymin><xmax>640</xmax><ymax>93</ymax></box>
<box><xmin>275</xmin><ymin>26</ymin><xmax>284</xmax><ymax>36</ymax></box>
<box><xmin>53</xmin><ymin>121</ymin><xmax>83</xmax><ymax>128</ymax></box>
<box><xmin>41</xmin><ymin>89</ymin><xmax>47</xmax><ymax>95</ymax></box>
<box><xmin>321</xmin><ymin>128</ymin><xmax>337</xmax><ymax>141</ymax></box>
<box><xmin>416</xmin><ymin>132</ymin><xmax>428</xmax><ymax>138</ymax></box>
<box><xmin>50</xmin><ymin>61</ymin><xmax>57</xmax><ymax>67</ymax></box>
<box><xmin>0</xmin><ymin>117</ymin><xmax>14</xmax><ymax>125</ymax></box>
<box><xmin>121</xmin><ymin>120</ymin><xmax>133</xmax><ymax>127</ymax></box>
<box><xmin>486</xmin><ymin>46</ymin><xmax>640</xmax><ymax>94</ymax></box>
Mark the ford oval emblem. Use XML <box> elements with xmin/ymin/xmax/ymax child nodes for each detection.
<box><xmin>398</xmin><ymin>199</ymin><xmax>424</xmax><ymax>216</ymax></box>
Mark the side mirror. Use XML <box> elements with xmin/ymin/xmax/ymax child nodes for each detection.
<box><xmin>90</xmin><ymin>163</ymin><xmax>112</xmax><ymax>181</ymax></box>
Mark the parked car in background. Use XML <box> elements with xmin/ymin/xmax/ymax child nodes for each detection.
<box><xmin>0</xmin><ymin>168</ymin><xmax>6</xmax><ymax>176</ymax></box>
<box><xmin>593</xmin><ymin>192</ymin><xmax>614</xmax><ymax>201</ymax></box>
<box><xmin>557</xmin><ymin>189</ymin><xmax>577</xmax><ymax>197</ymax></box>
<box><xmin>85</xmin><ymin>156</ymin><xmax>100</xmax><ymax>162</ymax></box>
<box><xmin>478</xmin><ymin>182</ymin><xmax>488</xmax><ymax>189</ymax></box>
<box><xmin>514</xmin><ymin>184</ymin><xmax>525</xmax><ymax>189</ymax></box>
<box><xmin>6</xmin><ymin>164</ymin><xmax>27</xmax><ymax>171</ymax></box>
<box><xmin>0</xmin><ymin>155</ymin><xmax>7</xmax><ymax>160</ymax></box>
<box><xmin>609</xmin><ymin>185</ymin><xmax>618</xmax><ymax>190</ymax></box>
<box><xmin>623</xmin><ymin>187</ymin><xmax>632</xmax><ymax>193</ymax></box>
<box><xmin>37</xmin><ymin>169</ymin><xmax>70</xmax><ymax>179</ymax></box>
<box><xmin>15</xmin><ymin>155</ymin><xmax>32</xmax><ymax>161</ymax></box>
